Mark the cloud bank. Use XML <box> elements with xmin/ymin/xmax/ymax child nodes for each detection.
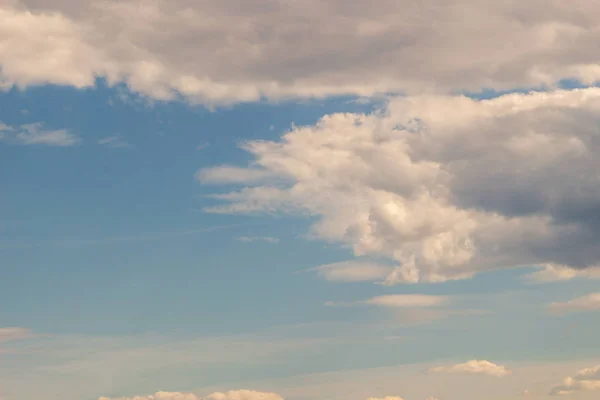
<box><xmin>551</xmin><ymin>365</ymin><xmax>600</xmax><ymax>395</ymax></box>
<box><xmin>4</xmin><ymin>0</ymin><xmax>600</xmax><ymax>105</ymax></box>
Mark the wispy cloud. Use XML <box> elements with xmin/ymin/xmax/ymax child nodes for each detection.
<box><xmin>97</xmin><ymin>136</ymin><xmax>130</xmax><ymax>148</ymax></box>
<box><xmin>236</xmin><ymin>236</ymin><xmax>280</xmax><ymax>244</ymax></box>
<box><xmin>16</xmin><ymin>123</ymin><xmax>79</xmax><ymax>146</ymax></box>
<box><xmin>0</xmin><ymin>121</ymin><xmax>79</xmax><ymax>147</ymax></box>
<box><xmin>325</xmin><ymin>294</ymin><xmax>450</xmax><ymax>309</ymax></box>
<box><xmin>303</xmin><ymin>261</ymin><xmax>393</xmax><ymax>283</ymax></box>
<box><xmin>429</xmin><ymin>360</ymin><xmax>512</xmax><ymax>377</ymax></box>
<box><xmin>549</xmin><ymin>293</ymin><xmax>600</xmax><ymax>315</ymax></box>
<box><xmin>0</xmin><ymin>225</ymin><xmax>243</xmax><ymax>249</ymax></box>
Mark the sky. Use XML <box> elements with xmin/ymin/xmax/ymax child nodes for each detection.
<box><xmin>2</xmin><ymin>1</ymin><xmax>600</xmax><ymax>400</ymax></box>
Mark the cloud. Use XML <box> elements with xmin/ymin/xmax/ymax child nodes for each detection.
<box><xmin>4</xmin><ymin>1</ymin><xmax>600</xmax><ymax>105</ymax></box>
<box><xmin>429</xmin><ymin>360</ymin><xmax>512</xmax><ymax>377</ymax></box>
<box><xmin>325</xmin><ymin>294</ymin><xmax>448</xmax><ymax>308</ymax></box>
<box><xmin>199</xmin><ymin>88</ymin><xmax>600</xmax><ymax>283</ymax></box>
<box><xmin>97</xmin><ymin>136</ymin><xmax>130</xmax><ymax>148</ymax></box>
<box><xmin>0</xmin><ymin>122</ymin><xmax>79</xmax><ymax>146</ymax></box>
<box><xmin>99</xmin><ymin>391</ymin><xmax>283</xmax><ymax>400</ymax></box>
<box><xmin>0</xmin><ymin>327</ymin><xmax>31</xmax><ymax>342</ymax></box>
<box><xmin>549</xmin><ymin>293</ymin><xmax>600</xmax><ymax>314</ymax></box>
<box><xmin>305</xmin><ymin>260</ymin><xmax>393</xmax><ymax>283</ymax></box>
<box><xmin>236</xmin><ymin>236</ymin><xmax>280</xmax><ymax>243</ymax></box>
<box><xmin>366</xmin><ymin>397</ymin><xmax>404</xmax><ymax>400</ymax></box>
<box><xmin>196</xmin><ymin>166</ymin><xmax>278</xmax><ymax>185</ymax></box>
<box><xmin>99</xmin><ymin>393</ymin><xmax>200</xmax><ymax>400</ymax></box>
<box><xmin>550</xmin><ymin>365</ymin><xmax>600</xmax><ymax>395</ymax></box>
<box><xmin>523</xmin><ymin>264</ymin><xmax>600</xmax><ymax>283</ymax></box>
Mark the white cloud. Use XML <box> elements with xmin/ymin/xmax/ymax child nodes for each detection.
<box><xmin>549</xmin><ymin>293</ymin><xmax>600</xmax><ymax>314</ymax></box>
<box><xmin>99</xmin><ymin>391</ymin><xmax>283</xmax><ymax>400</ymax></box>
<box><xmin>429</xmin><ymin>360</ymin><xmax>512</xmax><ymax>377</ymax></box>
<box><xmin>305</xmin><ymin>260</ymin><xmax>393</xmax><ymax>283</ymax></box>
<box><xmin>523</xmin><ymin>264</ymin><xmax>600</xmax><ymax>283</ymax></box>
<box><xmin>0</xmin><ymin>122</ymin><xmax>79</xmax><ymax>146</ymax></box>
<box><xmin>98</xmin><ymin>136</ymin><xmax>130</xmax><ymax>148</ymax></box>
<box><xmin>551</xmin><ymin>365</ymin><xmax>600</xmax><ymax>395</ymax></box>
<box><xmin>199</xmin><ymin>88</ymin><xmax>600</xmax><ymax>283</ymax></box>
<box><xmin>4</xmin><ymin>1</ymin><xmax>600</xmax><ymax>105</ymax></box>
<box><xmin>236</xmin><ymin>236</ymin><xmax>280</xmax><ymax>244</ymax></box>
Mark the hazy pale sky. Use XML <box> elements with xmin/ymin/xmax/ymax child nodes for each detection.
<box><xmin>2</xmin><ymin>1</ymin><xmax>600</xmax><ymax>400</ymax></box>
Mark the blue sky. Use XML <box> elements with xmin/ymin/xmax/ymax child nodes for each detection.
<box><xmin>3</xmin><ymin>2</ymin><xmax>600</xmax><ymax>400</ymax></box>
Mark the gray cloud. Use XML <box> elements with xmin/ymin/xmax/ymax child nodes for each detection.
<box><xmin>3</xmin><ymin>0</ymin><xmax>600</xmax><ymax>105</ymax></box>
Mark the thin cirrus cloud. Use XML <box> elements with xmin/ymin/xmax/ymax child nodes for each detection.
<box><xmin>236</xmin><ymin>236</ymin><xmax>280</xmax><ymax>244</ymax></box>
<box><xmin>428</xmin><ymin>360</ymin><xmax>512</xmax><ymax>378</ymax></box>
<box><xmin>549</xmin><ymin>293</ymin><xmax>600</xmax><ymax>315</ymax></box>
<box><xmin>550</xmin><ymin>365</ymin><xmax>600</xmax><ymax>395</ymax></box>
<box><xmin>4</xmin><ymin>1</ymin><xmax>600</xmax><ymax>105</ymax></box>
<box><xmin>325</xmin><ymin>294</ymin><xmax>449</xmax><ymax>309</ymax></box>
<box><xmin>98</xmin><ymin>390</ymin><xmax>284</xmax><ymax>400</ymax></box>
<box><xmin>198</xmin><ymin>88</ymin><xmax>600</xmax><ymax>284</ymax></box>
<box><xmin>97</xmin><ymin>136</ymin><xmax>130</xmax><ymax>148</ymax></box>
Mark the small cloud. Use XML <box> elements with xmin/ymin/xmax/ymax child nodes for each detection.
<box><xmin>97</xmin><ymin>136</ymin><xmax>130</xmax><ymax>148</ymax></box>
<box><xmin>236</xmin><ymin>236</ymin><xmax>280</xmax><ymax>244</ymax></box>
<box><xmin>13</xmin><ymin>123</ymin><xmax>79</xmax><ymax>147</ymax></box>
<box><xmin>549</xmin><ymin>293</ymin><xmax>600</xmax><ymax>315</ymax></box>
<box><xmin>304</xmin><ymin>260</ymin><xmax>393</xmax><ymax>283</ymax></box>
<box><xmin>550</xmin><ymin>365</ymin><xmax>600</xmax><ymax>395</ymax></box>
<box><xmin>523</xmin><ymin>264</ymin><xmax>600</xmax><ymax>284</ymax></box>
<box><xmin>428</xmin><ymin>360</ymin><xmax>512</xmax><ymax>377</ymax></box>
<box><xmin>197</xmin><ymin>142</ymin><xmax>210</xmax><ymax>150</ymax></box>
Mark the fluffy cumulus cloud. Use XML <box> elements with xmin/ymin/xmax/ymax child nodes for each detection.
<box><xmin>4</xmin><ymin>0</ymin><xmax>600</xmax><ymax>104</ymax></box>
<box><xmin>550</xmin><ymin>365</ymin><xmax>600</xmax><ymax>395</ymax></box>
<box><xmin>549</xmin><ymin>293</ymin><xmax>600</xmax><ymax>314</ymax></box>
<box><xmin>199</xmin><ymin>88</ymin><xmax>600</xmax><ymax>283</ymax></box>
<box><xmin>428</xmin><ymin>360</ymin><xmax>512</xmax><ymax>377</ymax></box>
<box><xmin>99</xmin><ymin>390</ymin><xmax>284</xmax><ymax>400</ymax></box>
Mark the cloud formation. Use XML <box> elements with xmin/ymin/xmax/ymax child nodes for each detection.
<box><xmin>199</xmin><ymin>88</ymin><xmax>600</xmax><ymax>283</ymax></box>
<box><xmin>550</xmin><ymin>365</ymin><xmax>600</xmax><ymax>395</ymax></box>
<box><xmin>428</xmin><ymin>360</ymin><xmax>512</xmax><ymax>377</ymax></box>
<box><xmin>549</xmin><ymin>293</ymin><xmax>600</xmax><ymax>314</ymax></box>
<box><xmin>4</xmin><ymin>0</ymin><xmax>600</xmax><ymax>105</ymax></box>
